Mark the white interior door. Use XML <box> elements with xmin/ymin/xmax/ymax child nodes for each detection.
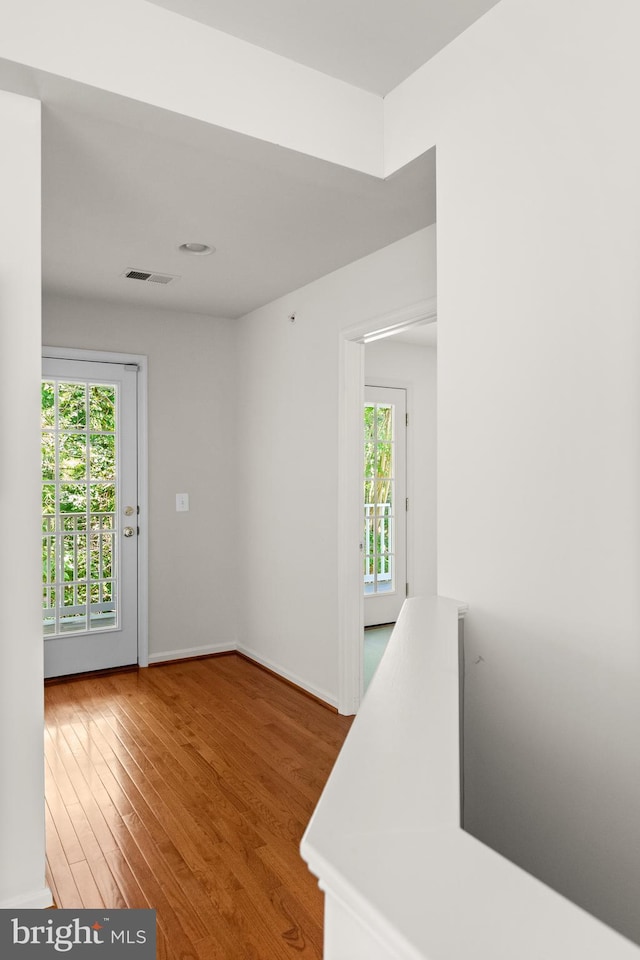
<box><xmin>42</xmin><ymin>358</ymin><xmax>138</xmax><ymax>678</ymax></box>
<box><xmin>363</xmin><ymin>385</ymin><xmax>407</xmax><ymax>626</ymax></box>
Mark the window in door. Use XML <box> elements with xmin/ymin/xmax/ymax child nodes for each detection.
<box><xmin>42</xmin><ymin>378</ymin><xmax>117</xmax><ymax>635</ymax></box>
<box><xmin>363</xmin><ymin>385</ymin><xmax>406</xmax><ymax>626</ymax></box>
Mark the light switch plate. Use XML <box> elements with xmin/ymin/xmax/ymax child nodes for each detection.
<box><xmin>176</xmin><ymin>493</ymin><xmax>189</xmax><ymax>512</ymax></box>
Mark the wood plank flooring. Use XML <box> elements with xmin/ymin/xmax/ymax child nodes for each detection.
<box><xmin>44</xmin><ymin>654</ymin><xmax>353</xmax><ymax>960</ymax></box>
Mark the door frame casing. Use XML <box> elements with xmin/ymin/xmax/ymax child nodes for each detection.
<box><xmin>42</xmin><ymin>346</ymin><xmax>149</xmax><ymax>668</ymax></box>
<box><xmin>337</xmin><ymin>298</ymin><xmax>436</xmax><ymax>715</ymax></box>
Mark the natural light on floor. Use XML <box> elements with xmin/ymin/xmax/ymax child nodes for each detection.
<box><xmin>364</xmin><ymin>623</ymin><xmax>394</xmax><ymax>690</ymax></box>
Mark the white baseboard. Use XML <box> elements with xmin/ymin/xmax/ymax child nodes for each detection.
<box><xmin>147</xmin><ymin>642</ymin><xmax>236</xmax><ymax>665</ymax></box>
<box><xmin>237</xmin><ymin>644</ymin><xmax>338</xmax><ymax>709</ymax></box>
<box><xmin>0</xmin><ymin>886</ymin><xmax>54</xmax><ymax>910</ymax></box>
<box><xmin>147</xmin><ymin>641</ymin><xmax>337</xmax><ymax>709</ymax></box>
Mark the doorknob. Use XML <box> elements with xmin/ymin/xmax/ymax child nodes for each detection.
<box><xmin>123</xmin><ymin>526</ymin><xmax>136</xmax><ymax>538</ymax></box>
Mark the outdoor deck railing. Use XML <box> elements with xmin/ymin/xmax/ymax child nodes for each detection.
<box><xmin>363</xmin><ymin>501</ymin><xmax>392</xmax><ymax>588</ymax></box>
<box><xmin>42</xmin><ymin>511</ymin><xmax>117</xmax><ymax>633</ymax></box>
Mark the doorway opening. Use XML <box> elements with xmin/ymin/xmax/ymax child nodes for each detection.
<box><xmin>337</xmin><ymin>300</ymin><xmax>436</xmax><ymax>714</ymax></box>
<box><xmin>364</xmin><ymin>623</ymin><xmax>395</xmax><ymax>691</ymax></box>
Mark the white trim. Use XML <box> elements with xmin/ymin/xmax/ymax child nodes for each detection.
<box><xmin>42</xmin><ymin>346</ymin><xmax>149</xmax><ymax>669</ymax></box>
<box><xmin>347</xmin><ymin>297</ymin><xmax>437</xmax><ymax>344</ymax></box>
<box><xmin>337</xmin><ymin>339</ymin><xmax>365</xmax><ymax>714</ymax></box>
<box><xmin>0</xmin><ymin>886</ymin><xmax>54</xmax><ymax>910</ymax></box>
<box><xmin>136</xmin><ymin>361</ymin><xmax>149</xmax><ymax>668</ymax></box>
<box><xmin>146</xmin><ymin>642</ymin><xmax>338</xmax><ymax>707</ymax></box>
<box><xmin>148</xmin><ymin>642</ymin><xmax>236</xmax><ymax>664</ymax></box>
<box><xmin>237</xmin><ymin>644</ymin><xmax>338</xmax><ymax>709</ymax></box>
<box><xmin>43</xmin><ymin>346</ymin><xmax>145</xmax><ymax>365</ymax></box>
<box><xmin>337</xmin><ymin>299</ymin><xmax>437</xmax><ymax>715</ymax></box>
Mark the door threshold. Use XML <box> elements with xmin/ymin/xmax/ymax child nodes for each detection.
<box><xmin>44</xmin><ymin>663</ymin><xmax>138</xmax><ymax>686</ymax></box>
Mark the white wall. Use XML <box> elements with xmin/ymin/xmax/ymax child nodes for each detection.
<box><xmin>42</xmin><ymin>225</ymin><xmax>438</xmax><ymax>683</ymax></box>
<box><xmin>43</xmin><ymin>294</ymin><xmax>239</xmax><ymax>662</ymax></box>
<box><xmin>364</xmin><ymin>337</ymin><xmax>437</xmax><ymax>600</ymax></box>
<box><xmin>0</xmin><ymin>90</ymin><xmax>51</xmax><ymax>908</ymax></box>
<box><xmin>11</xmin><ymin>0</ymin><xmax>640</xmax><ymax>941</ymax></box>
<box><xmin>385</xmin><ymin>0</ymin><xmax>640</xmax><ymax>943</ymax></box>
<box><xmin>234</xmin><ymin>226</ymin><xmax>436</xmax><ymax>705</ymax></box>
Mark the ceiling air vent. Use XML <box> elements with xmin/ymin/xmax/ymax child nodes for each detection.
<box><xmin>123</xmin><ymin>269</ymin><xmax>179</xmax><ymax>285</ymax></box>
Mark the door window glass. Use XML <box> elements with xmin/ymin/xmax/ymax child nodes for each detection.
<box><xmin>364</xmin><ymin>402</ymin><xmax>395</xmax><ymax>595</ymax></box>
<box><xmin>42</xmin><ymin>379</ymin><xmax>118</xmax><ymax>636</ymax></box>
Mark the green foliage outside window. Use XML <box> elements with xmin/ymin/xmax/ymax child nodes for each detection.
<box><xmin>42</xmin><ymin>381</ymin><xmax>117</xmax><ymax>615</ymax></box>
<box><xmin>364</xmin><ymin>403</ymin><xmax>393</xmax><ymax>568</ymax></box>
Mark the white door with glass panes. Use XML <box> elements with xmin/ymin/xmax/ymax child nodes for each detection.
<box><xmin>42</xmin><ymin>358</ymin><xmax>138</xmax><ymax>678</ymax></box>
<box><xmin>364</xmin><ymin>385</ymin><xmax>407</xmax><ymax>626</ymax></box>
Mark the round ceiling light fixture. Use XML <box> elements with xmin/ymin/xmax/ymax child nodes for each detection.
<box><xmin>179</xmin><ymin>242</ymin><xmax>215</xmax><ymax>256</ymax></box>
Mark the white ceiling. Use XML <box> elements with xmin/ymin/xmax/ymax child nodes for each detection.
<box><xmin>40</xmin><ymin>87</ymin><xmax>435</xmax><ymax>318</ymax></box>
<box><xmin>147</xmin><ymin>0</ymin><xmax>503</xmax><ymax>95</ymax></box>
<box><xmin>7</xmin><ymin>2</ymin><xmax>504</xmax><ymax>321</ymax></box>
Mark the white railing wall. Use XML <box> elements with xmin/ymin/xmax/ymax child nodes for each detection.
<box><xmin>301</xmin><ymin>596</ymin><xmax>640</xmax><ymax>960</ymax></box>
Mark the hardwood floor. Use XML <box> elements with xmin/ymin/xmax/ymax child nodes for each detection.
<box><xmin>44</xmin><ymin>654</ymin><xmax>353</xmax><ymax>959</ymax></box>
